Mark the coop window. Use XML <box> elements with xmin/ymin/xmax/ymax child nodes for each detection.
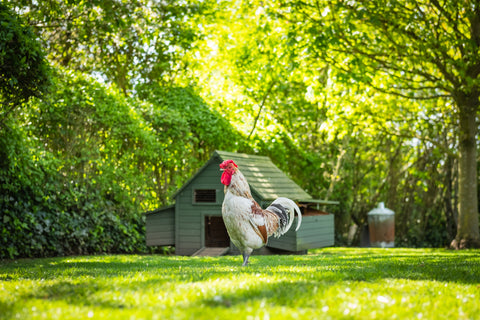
<box><xmin>194</xmin><ymin>189</ymin><xmax>216</xmax><ymax>203</ymax></box>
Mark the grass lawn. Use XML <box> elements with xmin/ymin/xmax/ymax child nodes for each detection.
<box><xmin>0</xmin><ymin>248</ymin><xmax>479</xmax><ymax>320</ymax></box>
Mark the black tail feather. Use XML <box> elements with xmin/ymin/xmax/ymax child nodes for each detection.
<box><xmin>267</xmin><ymin>203</ymin><xmax>289</xmax><ymax>230</ymax></box>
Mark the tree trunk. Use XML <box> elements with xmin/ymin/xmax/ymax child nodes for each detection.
<box><xmin>443</xmin><ymin>154</ymin><xmax>458</xmax><ymax>241</ymax></box>
<box><xmin>451</xmin><ymin>98</ymin><xmax>480</xmax><ymax>249</ymax></box>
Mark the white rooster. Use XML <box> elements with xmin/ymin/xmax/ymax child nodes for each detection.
<box><xmin>220</xmin><ymin>159</ymin><xmax>302</xmax><ymax>266</ymax></box>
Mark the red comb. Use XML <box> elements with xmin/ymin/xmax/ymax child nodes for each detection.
<box><xmin>219</xmin><ymin>159</ymin><xmax>237</xmax><ymax>169</ymax></box>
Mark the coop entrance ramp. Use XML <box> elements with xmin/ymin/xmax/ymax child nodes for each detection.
<box><xmin>192</xmin><ymin>247</ymin><xmax>230</xmax><ymax>256</ymax></box>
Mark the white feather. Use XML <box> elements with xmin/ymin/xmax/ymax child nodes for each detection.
<box><xmin>269</xmin><ymin>197</ymin><xmax>302</xmax><ymax>232</ymax></box>
<box><xmin>222</xmin><ymin>191</ymin><xmax>264</xmax><ymax>251</ymax></box>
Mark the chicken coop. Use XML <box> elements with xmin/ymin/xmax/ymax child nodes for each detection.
<box><xmin>145</xmin><ymin>150</ymin><xmax>337</xmax><ymax>256</ymax></box>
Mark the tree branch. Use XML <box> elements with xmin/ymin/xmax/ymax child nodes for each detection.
<box><xmin>247</xmin><ymin>81</ymin><xmax>276</xmax><ymax>140</ymax></box>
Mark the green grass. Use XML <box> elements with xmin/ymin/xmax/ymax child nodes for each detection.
<box><xmin>1</xmin><ymin>248</ymin><xmax>479</xmax><ymax>320</ymax></box>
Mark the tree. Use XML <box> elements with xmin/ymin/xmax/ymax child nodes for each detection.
<box><xmin>15</xmin><ymin>0</ymin><xmax>202</xmax><ymax>95</ymax></box>
<box><xmin>182</xmin><ymin>1</ymin><xmax>450</xmax><ymax>245</ymax></box>
<box><xmin>0</xmin><ymin>3</ymin><xmax>50</xmax><ymax>128</ymax></box>
<box><xmin>279</xmin><ymin>0</ymin><xmax>479</xmax><ymax>248</ymax></box>
<box><xmin>6</xmin><ymin>0</ymin><xmax>473</xmax><ymax>249</ymax></box>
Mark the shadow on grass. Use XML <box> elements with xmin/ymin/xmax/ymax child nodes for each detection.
<box><xmin>1</xmin><ymin>249</ymin><xmax>479</xmax><ymax>285</ymax></box>
<box><xmin>1</xmin><ymin>249</ymin><xmax>478</xmax><ymax>317</ymax></box>
<box><xmin>0</xmin><ymin>301</ymin><xmax>16</xmax><ymax>319</ymax></box>
<box><xmin>286</xmin><ymin>249</ymin><xmax>480</xmax><ymax>284</ymax></box>
<box><xmin>0</xmin><ymin>255</ymin><xmax>199</xmax><ymax>280</ymax></box>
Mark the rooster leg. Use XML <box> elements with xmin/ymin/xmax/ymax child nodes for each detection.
<box><xmin>242</xmin><ymin>253</ymin><xmax>250</xmax><ymax>266</ymax></box>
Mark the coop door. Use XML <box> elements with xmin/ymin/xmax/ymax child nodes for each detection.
<box><xmin>204</xmin><ymin>216</ymin><xmax>230</xmax><ymax>247</ymax></box>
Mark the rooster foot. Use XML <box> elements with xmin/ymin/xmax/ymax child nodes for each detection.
<box><xmin>242</xmin><ymin>253</ymin><xmax>250</xmax><ymax>266</ymax></box>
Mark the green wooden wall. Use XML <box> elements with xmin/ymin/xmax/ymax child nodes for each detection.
<box><xmin>145</xmin><ymin>205</ymin><xmax>175</xmax><ymax>246</ymax></box>
<box><xmin>267</xmin><ymin>214</ymin><xmax>334</xmax><ymax>251</ymax></box>
<box><xmin>175</xmin><ymin>159</ymin><xmax>225</xmax><ymax>255</ymax></box>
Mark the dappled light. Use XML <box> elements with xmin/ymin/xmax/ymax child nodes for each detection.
<box><xmin>2</xmin><ymin>1</ymin><xmax>480</xmax><ymax>317</ymax></box>
<box><xmin>2</xmin><ymin>0</ymin><xmax>480</xmax><ymax>261</ymax></box>
<box><xmin>1</xmin><ymin>249</ymin><xmax>479</xmax><ymax>319</ymax></box>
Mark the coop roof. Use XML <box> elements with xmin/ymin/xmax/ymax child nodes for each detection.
<box><xmin>173</xmin><ymin>150</ymin><xmax>339</xmax><ymax>204</ymax></box>
<box><xmin>215</xmin><ymin>150</ymin><xmax>313</xmax><ymax>201</ymax></box>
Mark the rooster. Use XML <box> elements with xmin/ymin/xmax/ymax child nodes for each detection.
<box><xmin>219</xmin><ymin>159</ymin><xmax>302</xmax><ymax>266</ymax></box>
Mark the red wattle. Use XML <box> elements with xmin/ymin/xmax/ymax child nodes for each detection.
<box><xmin>221</xmin><ymin>171</ymin><xmax>232</xmax><ymax>186</ymax></box>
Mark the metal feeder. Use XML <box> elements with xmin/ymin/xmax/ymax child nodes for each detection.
<box><xmin>367</xmin><ymin>202</ymin><xmax>395</xmax><ymax>248</ymax></box>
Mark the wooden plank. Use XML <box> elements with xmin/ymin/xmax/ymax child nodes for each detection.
<box><xmin>146</xmin><ymin>214</ymin><xmax>174</xmax><ymax>222</ymax></box>
<box><xmin>146</xmin><ymin>234</ymin><xmax>175</xmax><ymax>246</ymax></box>
<box><xmin>146</xmin><ymin>226</ymin><xmax>175</xmax><ymax>235</ymax></box>
<box><xmin>146</xmin><ymin>232</ymin><xmax>175</xmax><ymax>242</ymax></box>
<box><xmin>146</xmin><ymin>206</ymin><xmax>175</xmax><ymax>247</ymax></box>
<box><xmin>146</xmin><ymin>239</ymin><xmax>174</xmax><ymax>246</ymax></box>
<box><xmin>268</xmin><ymin>239</ymin><xmax>297</xmax><ymax>251</ymax></box>
<box><xmin>192</xmin><ymin>247</ymin><xmax>230</xmax><ymax>257</ymax></box>
<box><xmin>300</xmin><ymin>238</ymin><xmax>334</xmax><ymax>248</ymax></box>
<box><xmin>176</xmin><ymin>235</ymin><xmax>200</xmax><ymax>243</ymax></box>
<box><xmin>176</xmin><ymin>194</ymin><xmax>204</xmax><ymax>253</ymax></box>
<box><xmin>146</xmin><ymin>217</ymin><xmax>175</xmax><ymax>226</ymax></box>
<box><xmin>177</xmin><ymin>219</ymin><xmax>200</xmax><ymax>227</ymax></box>
<box><xmin>147</xmin><ymin>215</ymin><xmax>174</xmax><ymax>222</ymax></box>
<box><xmin>268</xmin><ymin>235</ymin><xmax>334</xmax><ymax>251</ymax></box>
<box><xmin>301</xmin><ymin>223</ymin><xmax>335</xmax><ymax>232</ymax></box>
<box><xmin>146</xmin><ymin>224</ymin><xmax>175</xmax><ymax>233</ymax></box>
<box><xmin>268</xmin><ymin>237</ymin><xmax>295</xmax><ymax>246</ymax></box>
<box><xmin>146</xmin><ymin>228</ymin><xmax>174</xmax><ymax>235</ymax></box>
<box><xmin>297</xmin><ymin>228</ymin><xmax>334</xmax><ymax>238</ymax></box>
<box><xmin>146</xmin><ymin>233</ymin><xmax>175</xmax><ymax>240</ymax></box>
<box><xmin>146</xmin><ymin>231</ymin><xmax>175</xmax><ymax>239</ymax></box>
<box><xmin>267</xmin><ymin>214</ymin><xmax>334</xmax><ymax>251</ymax></box>
<box><xmin>298</xmin><ymin>236</ymin><xmax>334</xmax><ymax>247</ymax></box>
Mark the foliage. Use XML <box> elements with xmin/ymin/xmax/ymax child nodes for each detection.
<box><xmin>184</xmin><ymin>0</ymin><xmax>474</xmax><ymax>247</ymax></box>
<box><xmin>14</xmin><ymin>0</ymin><xmax>205</xmax><ymax>94</ymax></box>
<box><xmin>137</xmin><ymin>84</ymin><xmax>251</xmax><ymax>163</ymax></box>
<box><xmin>0</xmin><ymin>67</ymin><xmax>252</xmax><ymax>259</ymax></box>
<box><xmin>0</xmin><ymin>2</ymin><xmax>50</xmax><ymax>127</ymax></box>
<box><xmin>30</xmin><ymin>69</ymin><xmax>159</xmax><ymax>210</ymax></box>
<box><xmin>136</xmin><ymin>83</ymin><xmax>251</xmax><ymax>202</ymax></box>
<box><xmin>0</xmin><ymin>248</ymin><xmax>479</xmax><ymax>319</ymax></box>
<box><xmin>0</xmin><ymin>115</ymin><xmax>145</xmax><ymax>259</ymax></box>
<box><xmin>2</xmin><ymin>0</ymin><xmax>479</xmax><ymax>255</ymax></box>
<box><xmin>272</xmin><ymin>0</ymin><xmax>480</xmax><ymax>247</ymax></box>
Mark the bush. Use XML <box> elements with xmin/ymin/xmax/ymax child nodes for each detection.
<box><xmin>1</xmin><ymin>70</ymin><xmax>251</xmax><ymax>259</ymax></box>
